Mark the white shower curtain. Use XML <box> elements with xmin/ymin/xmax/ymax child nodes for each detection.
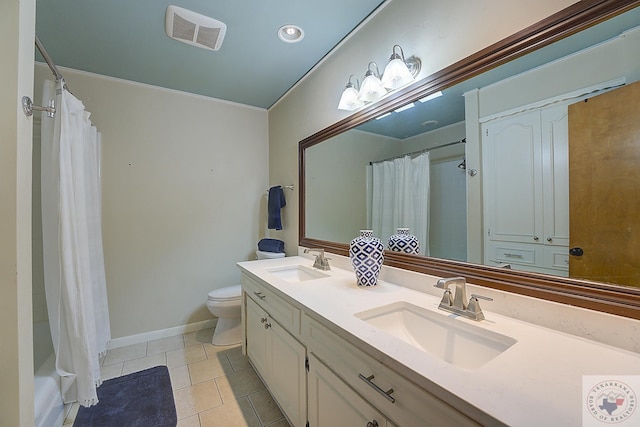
<box><xmin>40</xmin><ymin>79</ymin><xmax>111</xmax><ymax>407</ymax></box>
<box><xmin>370</xmin><ymin>152</ymin><xmax>430</xmax><ymax>256</ymax></box>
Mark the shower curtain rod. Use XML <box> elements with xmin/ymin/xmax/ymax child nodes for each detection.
<box><xmin>35</xmin><ymin>35</ymin><xmax>63</xmax><ymax>81</ymax></box>
<box><xmin>23</xmin><ymin>35</ymin><xmax>70</xmax><ymax>118</ymax></box>
<box><xmin>369</xmin><ymin>138</ymin><xmax>466</xmax><ymax>165</ymax></box>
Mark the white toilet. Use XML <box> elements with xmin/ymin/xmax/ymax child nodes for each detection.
<box><xmin>206</xmin><ymin>249</ymin><xmax>285</xmax><ymax>345</ymax></box>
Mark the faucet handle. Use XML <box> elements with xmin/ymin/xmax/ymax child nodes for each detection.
<box><xmin>304</xmin><ymin>248</ymin><xmax>324</xmax><ymax>256</ymax></box>
<box><xmin>467</xmin><ymin>294</ymin><xmax>493</xmax><ymax>320</ymax></box>
<box><xmin>438</xmin><ymin>288</ymin><xmax>453</xmax><ymax>307</ymax></box>
<box><xmin>470</xmin><ymin>294</ymin><xmax>493</xmax><ymax>302</ymax></box>
<box><xmin>319</xmin><ymin>256</ymin><xmax>331</xmax><ymax>270</ymax></box>
<box><xmin>305</xmin><ymin>248</ymin><xmax>331</xmax><ymax>270</ymax></box>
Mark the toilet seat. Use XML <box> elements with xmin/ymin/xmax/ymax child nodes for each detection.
<box><xmin>207</xmin><ymin>284</ymin><xmax>241</xmax><ymax>302</ymax></box>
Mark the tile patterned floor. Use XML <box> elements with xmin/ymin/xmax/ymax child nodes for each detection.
<box><xmin>62</xmin><ymin>328</ymin><xmax>291</xmax><ymax>427</ymax></box>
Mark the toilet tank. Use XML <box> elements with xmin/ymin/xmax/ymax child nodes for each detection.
<box><xmin>256</xmin><ymin>250</ymin><xmax>285</xmax><ymax>260</ymax></box>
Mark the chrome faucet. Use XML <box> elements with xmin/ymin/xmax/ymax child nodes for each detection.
<box><xmin>304</xmin><ymin>248</ymin><xmax>331</xmax><ymax>271</ymax></box>
<box><xmin>434</xmin><ymin>276</ymin><xmax>493</xmax><ymax>321</ymax></box>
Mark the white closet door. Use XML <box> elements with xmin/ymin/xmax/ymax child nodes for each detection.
<box><xmin>541</xmin><ymin>104</ymin><xmax>570</xmax><ymax>247</ymax></box>
<box><xmin>483</xmin><ymin>110</ymin><xmax>543</xmax><ymax>244</ymax></box>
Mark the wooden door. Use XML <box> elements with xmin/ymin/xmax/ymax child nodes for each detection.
<box><xmin>568</xmin><ymin>81</ymin><xmax>640</xmax><ymax>286</ymax></box>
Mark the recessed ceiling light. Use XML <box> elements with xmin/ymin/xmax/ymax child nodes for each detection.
<box><xmin>278</xmin><ymin>25</ymin><xmax>304</xmax><ymax>43</ymax></box>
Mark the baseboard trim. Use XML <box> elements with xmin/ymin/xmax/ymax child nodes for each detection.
<box><xmin>106</xmin><ymin>319</ymin><xmax>217</xmax><ymax>350</ymax></box>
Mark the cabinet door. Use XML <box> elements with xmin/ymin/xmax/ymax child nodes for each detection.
<box><xmin>483</xmin><ymin>110</ymin><xmax>543</xmax><ymax>245</ymax></box>
<box><xmin>308</xmin><ymin>354</ymin><xmax>392</xmax><ymax>427</ymax></box>
<box><xmin>268</xmin><ymin>320</ymin><xmax>307</xmax><ymax>427</ymax></box>
<box><xmin>246</xmin><ymin>297</ymin><xmax>269</xmax><ymax>381</ymax></box>
<box><xmin>541</xmin><ymin>104</ymin><xmax>569</xmax><ymax>247</ymax></box>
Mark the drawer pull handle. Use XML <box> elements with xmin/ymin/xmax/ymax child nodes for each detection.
<box><xmin>367</xmin><ymin>421</ymin><xmax>379</xmax><ymax>427</ymax></box>
<box><xmin>253</xmin><ymin>291</ymin><xmax>266</xmax><ymax>300</ymax></box>
<box><xmin>264</xmin><ymin>322</ymin><xmax>271</xmax><ymax>329</ymax></box>
<box><xmin>503</xmin><ymin>253</ymin><xmax>523</xmax><ymax>259</ymax></box>
<box><xmin>260</xmin><ymin>317</ymin><xmax>267</xmax><ymax>323</ymax></box>
<box><xmin>358</xmin><ymin>374</ymin><xmax>396</xmax><ymax>403</ymax></box>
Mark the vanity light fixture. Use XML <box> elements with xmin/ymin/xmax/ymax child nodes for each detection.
<box><xmin>338</xmin><ymin>75</ymin><xmax>365</xmax><ymax>111</ymax></box>
<box><xmin>375</xmin><ymin>112</ymin><xmax>392</xmax><ymax>120</ymax></box>
<box><xmin>358</xmin><ymin>62</ymin><xmax>387</xmax><ymax>103</ymax></box>
<box><xmin>381</xmin><ymin>45</ymin><xmax>421</xmax><ymax>90</ymax></box>
<box><xmin>278</xmin><ymin>25</ymin><xmax>304</xmax><ymax>43</ymax></box>
<box><xmin>337</xmin><ymin>45</ymin><xmax>422</xmax><ymax>111</ymax></box>
<box><xmin>417</xmin><ymin>91</ymin><xmax>443</xmax><ymax>103</ymax></box>
<box><xmin>394</xmin><ymin>102</ymin><xmax>415</xmax><ymax>113</ymax></box>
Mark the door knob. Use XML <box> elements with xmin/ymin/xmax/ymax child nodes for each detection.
<box><xmin>569</xmin><ymin>247</ymin><xmax>584</xmax><ymax>257</ymax></box>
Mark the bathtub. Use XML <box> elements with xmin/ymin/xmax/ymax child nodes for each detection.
<box><xmin>34</xmin><ymin>330</ymin><xmax>64</xmax><ymax>427</ymax></box>
<box><xmin>34</xmin><ymin>353</ymin><xmax>64</xmax><ymax>427</ymax></box>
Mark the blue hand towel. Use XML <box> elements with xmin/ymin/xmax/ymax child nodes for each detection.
<box><xmin>268</xmin><ymin>186</ymin><xmax>286</xmax><ymax>230</ymax></box>
<box><xmin>258</xmin><ymin>238</ymin><xmax>285</xmax><ymax>253</ymax></box>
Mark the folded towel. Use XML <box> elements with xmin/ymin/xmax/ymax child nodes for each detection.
<box><xmin>258</xmin><ymin>238</ymin><xmax>285</xmax><ymax>253</ymax></box>
<box><xmin>267</xmin><ymin>186</ymin><xmax>286</xmax><ymax>230</ymax></box>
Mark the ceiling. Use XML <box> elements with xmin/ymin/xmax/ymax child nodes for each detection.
<box><xmin>35</xmin><ymin>0</ymin><xmax>385</xmax><ymax>109</ymax></box>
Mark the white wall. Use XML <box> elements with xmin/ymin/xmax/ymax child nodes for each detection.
<box><xmin>1</xmin><ymin>0</ymin><xmax>35</xmax><ymax>425</ymax></box>
<box><xmin>305</xmin><ymin>129</ymin><xmax>398</xmax><ymax>242</ymax></box>
<box><xmin>34</xmin><ymin>66</ymin><xmax>269</xmax><ymax>339</ymax></box>
<box><xmin>478</xmin><ymin>26</ymin><xmax>640</xmax><ymax>117</ymax></box>
<box><xmin>268</xmin><ymin>0</ymin><xmax>575</xmax><ymax>254</ymax></box>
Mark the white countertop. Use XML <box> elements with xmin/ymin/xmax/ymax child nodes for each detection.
<box><xmin>238</xmin><ymin>256</ymin><xmax>640</xmax><ymax>427</ymax></box>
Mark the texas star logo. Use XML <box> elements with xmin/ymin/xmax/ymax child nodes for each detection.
<box><xmin>587</xmin><ymin>380</ymin><xmax>637</xmax><ymax>424</ymax></box>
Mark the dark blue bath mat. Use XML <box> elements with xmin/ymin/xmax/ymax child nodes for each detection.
<box><xmin>74</xmin><ymin>365</ymin><xmax>177</xmax><ymax>427</ymax></box>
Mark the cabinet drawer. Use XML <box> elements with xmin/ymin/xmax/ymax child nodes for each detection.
<box><xmin>545</xmin><ymin>247</ymin><xmax>569</xmax><ymax>271</ymax></box>
<box><xmin>303</xmin><ymin>315</ymin><xmax>481</xmax><ymax>427</ymax></box>
<box><xmin>242</xmin><ymin>274</ymin><xmax>300</xmax><ymax>336</ymax></box>
<box><xmin>490</xmin><ymin>244</ymin><xmax>536</xmax><ymax>265</ymax></box>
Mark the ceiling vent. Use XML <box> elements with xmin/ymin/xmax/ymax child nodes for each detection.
<box><xmin>165</xmin><ymin>5</ymin><xmax>226</xmax><ymax>51</ymax></box>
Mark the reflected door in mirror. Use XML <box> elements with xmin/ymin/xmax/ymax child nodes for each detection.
<box><xmin>569</xmin><ymin>81</ymin><xmax>640</xmax><ymax>287</ymax></box>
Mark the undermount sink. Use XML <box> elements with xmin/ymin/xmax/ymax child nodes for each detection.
<box><xmin>355</xmin><ymin>301</ymin><xmax>516</xmax><ymax>370</ymax></box>
<box><xmin>266</xmin><ymin>265</ymin><xmax>329</xmax><ymax>282</ymax></box>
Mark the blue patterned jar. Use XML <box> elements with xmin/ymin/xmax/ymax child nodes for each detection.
<box><xmin>388</xmin><ymin>227</ymin><xmax>420</xmax><ymax>254</ymax></box>
<box><xmin>349</xmin><ymin>230</ymin><xmax>384</xmax><ymax>287</ymax></box>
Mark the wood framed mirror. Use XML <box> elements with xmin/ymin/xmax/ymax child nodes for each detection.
<box><xmin>299</xmin><ymin>0</ymin><xmax>640</xmax><ymax>320</ymax></box>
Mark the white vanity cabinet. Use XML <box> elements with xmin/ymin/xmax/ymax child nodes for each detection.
<box><xmin>243</xmin><ymin>276</ymin><xmax>306</xmax><ymax>427</ymax></box>
<box><xmin>307</xmin><ymin>353</ymin><xmax>395</xmax><ymax>427</ymax></box>
<box><xmin>241</xmin><ymin>271</ymin><xmax>482</xmax><ymax>427</ymax></box>
<box><xmin>482</xmin><ymin>104</ymin><xmax>569</xmax><ymax>275</ymax></box>
<box><xmin>303</xmin><ymin>315</ymin><xmax>480</xmax><ymax>427</ymax></box>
